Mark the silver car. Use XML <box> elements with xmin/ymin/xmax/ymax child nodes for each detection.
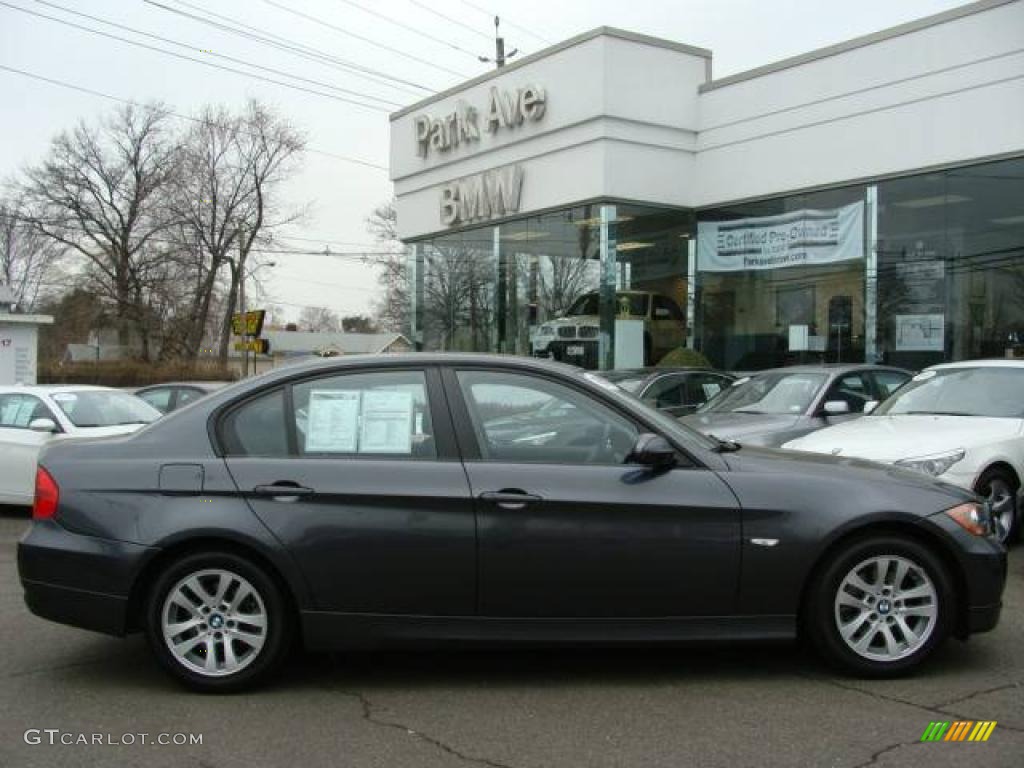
<box><xmin>680</xmin><ymin>364</ymin><xmax>911</xmax><ymax>447</ymax></box>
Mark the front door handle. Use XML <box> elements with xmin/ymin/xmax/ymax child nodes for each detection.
<box><xmin>479</xmin><ymin>490</ymin><xmax>542</xmax><ymax>510</ymax></box>
<box><xmin>252</xmin><ymin>483</ymin><xmax>315</xmax><ymax>501</ymax></box>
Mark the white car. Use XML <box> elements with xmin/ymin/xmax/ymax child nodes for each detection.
<box><xmin>0</xmin><ymin>385</ymin><xmax>161</xmax><ymax>506</ymax></box>
<box><xmin>782</xmin><ymin>360</ymin><xmax>1024</xmax><ymax>544</ymax></box>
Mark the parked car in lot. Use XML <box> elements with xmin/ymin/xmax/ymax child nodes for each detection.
<box><xmin>0</xmin><ymin>386</ymin><xmax>161</xmax><ymax>506</ymax></box>
<box><xmin>135</xmin><ymin>381</ymin><xmax>230</xmax><ymax>414</ymax></box>
<box><xmin>597</xmin><ymin>367</ymin><xmax>735</xmax><ymax>416</ymax></box>
<box><xmin>18</xmin><ymin>354</ymin><xmax>1005</xmax><ymax>690</ymax></box>
<box><xmin>784</xmin><ymin>360</ymin><xmax>1024</xmax><ymax>544</ymax></box>
<box><xmin>680</xmin><ymin>364</ymin><xmax>912</xmax><ymax>447</ymax></box>
<box><xmin>533</xmin><ymin>290</ymin><xmax>685</xmax><ymax>367</ymax></box>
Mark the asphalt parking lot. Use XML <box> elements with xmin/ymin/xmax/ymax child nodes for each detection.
<box><xmin>1</xmin><ymin>510</ymin><xmax>1021</xmax><ymax>768</ymax></box>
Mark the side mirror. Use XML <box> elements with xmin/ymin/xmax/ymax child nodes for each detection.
<box><xmin>823</xmin><ymin>400</ymin><xmax>851</xmax><ymax>416</ymax></box>
<box><xmin>628</xmin><ymin>433</ymin><xmax>676</xmax><ymax>469</ymax></box>
<box><xmin>29</xmin><ymin>418</ymin><xmax>58</xmax><ymax>433</ymax></box>
<box><xmin>863</xmin><ymin>400</ymin><xmax>879</xmax><ymax>414</ymax></box>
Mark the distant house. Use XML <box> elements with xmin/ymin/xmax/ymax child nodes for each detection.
<box><xmin>228</xmin><ymin>330</ymin><xmax>412</xmax><ymax>375</ymax></box>
<box><xmin>0</xmin><ymin>284</ymin><xmax>53</xmax><ymax>385</ymax></box>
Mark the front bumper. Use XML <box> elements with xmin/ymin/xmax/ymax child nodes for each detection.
<box><xmin>18</xmin><ymin>519</ymin><xmax>156</xmax><ymax>636</ymax></box>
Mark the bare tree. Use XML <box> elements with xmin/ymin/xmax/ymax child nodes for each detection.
<box><xmin>0</xmin><ymin>196</ymin><xmax>65</xmax><ymax>311</ymax></box>
<box><xmin>17</xmin><ymin>104</ymin><xmax>180</xmax><ymax>357</ymax></box>
<box><xmin>298</xmin><ymin>305</ymin><xmax>341</xmax><ymax>332</ymax></box>
<box><xmin>171</xmin><ymin>100</ymin><xmax>305</xmax><ymax>361</ymax></box>
<box><xmin>365</xmin><ymin>200</ymin><xmax>409</xmax><ymax>334</ymax></box>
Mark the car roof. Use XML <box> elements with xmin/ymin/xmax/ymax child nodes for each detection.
<box><xmin>136</xmin><ymin>381</ymin><xmax>232</xmax><ymax>391</ymax></box>
<box><xmin>927</xmin><ymin>359</ymin><xmax>1024</xmax><ymax>370</ymax></box>
<box><xmin>0</xmin><ymin>384</ymin><xmax>118</xmax><ymax>394</ymax></box>
<box><xmin>743</xmin><ymin>363</ymin><xmax>910</xmax><ymax>376</ymax></box>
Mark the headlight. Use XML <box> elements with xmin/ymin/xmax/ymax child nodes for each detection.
<box><xmin>895</xmin><ymin>449</ymin><xmax>965</xmax><ymax>477</ymax></box>
<box><xmin>944</xmin><ymin>502</ymin><xmax>994</xmax><ymax>537</ymax></box>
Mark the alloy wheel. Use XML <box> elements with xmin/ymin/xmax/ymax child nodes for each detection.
<box><xmin>985</xmin><ymin>477</ymin><xmax>1016</xmax><ymax>544</ymax></box>
<box><xmin>833</xmin><ymin>555</ymin><xmax>937</xmax><ymax>662</ymax></box>
<box><xmin>161</xmin><ymin>568</ymin><xmax>268</xmax><ymax>677</ymax></box>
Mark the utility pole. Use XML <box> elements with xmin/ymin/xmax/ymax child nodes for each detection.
<box><xmin>237</xmin><ymin>224</ymin><xmax>247</xmax><ymax>378</ymax></box>
<box><xmin>478</xmin><ymin>16</ymin><xmax>517</xmax><ymax>69</ymax></box>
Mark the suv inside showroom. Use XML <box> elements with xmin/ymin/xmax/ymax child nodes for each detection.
<box><xmin>533</xmin><ymin>290</ymin><xmax>685</xmax><ymax>368</ymax></box>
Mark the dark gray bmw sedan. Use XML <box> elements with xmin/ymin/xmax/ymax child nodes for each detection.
<box><xmin>18</xmin><ymin>354</ymin><xmax>1006</xmax><ymax>691</ymax></box>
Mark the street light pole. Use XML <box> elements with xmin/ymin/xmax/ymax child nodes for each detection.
<box><xmin>237</xmin><ymin>224</ymin><xmax>247</xmax><ymax>378</ymax></box>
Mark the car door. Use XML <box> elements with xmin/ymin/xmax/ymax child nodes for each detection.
<box><xmin>817</xmin><ymin>371</ymin><xmax>875</xmax><ymax>423</ymax></box>
<box><xmin>0</xmin><ymin>393</ymin><xmax>63</xmax><ymax>503</ymax></box>
<box><xmin>445</xmin><ymin>367</ymin><xmax>740</xmax><ymax>618</ymax></box>
<box><xmin>639</xmin><ymin>374</ymin><xmax>688</xmax><ymax>416</ymax></box>
<box><xmin>220</xmin><ymin>367</ymin><xmax>476</xmax><ymax>616</ymax></box>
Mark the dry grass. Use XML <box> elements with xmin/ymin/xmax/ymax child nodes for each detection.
<box><xmin>39</xmin><ymin>360</ymin><xmax>238</xmax><ymax>387</ymax></box>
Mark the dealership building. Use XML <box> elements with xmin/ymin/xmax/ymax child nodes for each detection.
<box><xmin>389</xmin><ymin>0</ymin><xmax>1024</xmax><ymax>371</ymax></box>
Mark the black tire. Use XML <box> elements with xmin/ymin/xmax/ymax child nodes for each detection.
<box><xmin>804</xmin><ymin>535</ymin><xmax>954</xmax><ymax>677</ymax></box>
<box><xmin>145</xmin><ymin>551</ymin><xmax>292</xmax><ymax>692</ymax></box>
<box><xmin>974</xmin><ymin>467</ymin><xmax>1020</xmax><ymax>545</ymax></box>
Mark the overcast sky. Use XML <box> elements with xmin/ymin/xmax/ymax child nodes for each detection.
<box><xmin>0</xmin><ymin>0</ymin><xmax>972</xmax><ymax>322</ymax></box>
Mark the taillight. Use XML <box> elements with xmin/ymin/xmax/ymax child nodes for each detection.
<box><xmin>33</xmin><ymin>467</ymin><xmax>59</xmax><ymax>520</ymax></box>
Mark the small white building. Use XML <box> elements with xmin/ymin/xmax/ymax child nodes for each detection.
<box><xmin>0</xmin><ymin>285</ymin><xmax>53</xmax><ymax>385</ymax></box>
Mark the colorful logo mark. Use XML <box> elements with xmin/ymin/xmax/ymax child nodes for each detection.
<box><xmin>920</xmin><ymin>721</ymin><xmax>997</xmax><ymax>742</ymax></box>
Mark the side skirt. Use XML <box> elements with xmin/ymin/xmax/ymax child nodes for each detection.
<box><xmin>301</xmin><ymin>612</ymin><xmax>796</xmax><ymax>650</ymax></box>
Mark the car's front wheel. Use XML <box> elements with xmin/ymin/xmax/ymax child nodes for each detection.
<box><xmin>145</xmin><ymin>551</ymin><xmax>292</xmax><ymax>691</ymax></box>
<box><xmin>806</xmin><ymin>535</ymin><xmax>953</xmax><ymax>676</ymax></box>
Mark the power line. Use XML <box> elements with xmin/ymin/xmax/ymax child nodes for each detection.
<box><xmin>0</xmin><ymin>64</ymin><xmax>389</xmax><ymax>170</ymax></box>
<box><xmin>405</xmin><ymin>0</ymin><xmax>493</xmax><ymax>43</ymax></box>
<box><xmin>333</xmin><ymin>0</ymin><xmax>485</xmax><ymax>61</ymax></box>
<box><xmin>256</xmin><ymin>0</ymin><xmax>471</xmax><ymax>81</ymax></box>
<box><xmin>455</xmin><ymin>0</ymin><xmax>553</xmax><ymax>46</ymax></box>
<box><xmin>32</xmin><ymin>0</ymin><xmax>402</xmax><ymax>109</ymax></box>
<box><xmin>149</xmin><ymin>0</ymin><xmax>434</xmax><ymax>96</ymax></box>
<box><xmin>0</xmin><ymin>1</ymin><xmax>393</xmax><ymax>112</ymax></box>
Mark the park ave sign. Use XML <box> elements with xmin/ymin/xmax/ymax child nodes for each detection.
<box><xmin>413</xmin><ymin>84</ymin><xmax>546</xmax><ymax>157</ymax></box>
<box><xmin>418</xmin><ymin>84</ymin><xmax>544</xmax><ymax>227</ymax></box>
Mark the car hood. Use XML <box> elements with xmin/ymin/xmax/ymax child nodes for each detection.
<box><xmin>783</xmin><ymin>415</ymin><xmax>1023</xmax><ymax>462</ymax></box>
<box><xmin>680</xmin><ymin>412</ymin><xmax>800</xmax><ymax>442</ymax></box>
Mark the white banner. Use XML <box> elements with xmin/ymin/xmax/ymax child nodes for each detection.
<box><xmin>697</xmin><ymin>201</ymin><xmax>864</xmax><ymax>272</ymax></box>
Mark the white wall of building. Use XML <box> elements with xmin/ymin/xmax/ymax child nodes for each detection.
<box><xmin>390</xmin><ymin>30</ymin><xmax>708</xmax><ymax>240</ymax></box>
<box><xmin>390</xmin><ymin>0</ymin><xmax>1024</xmax><ymax>240</ymax></box>
<box><xmin>696</xmin><ymin>0</ymin><xmax>1024</xmax><ymax>205</ymax></box>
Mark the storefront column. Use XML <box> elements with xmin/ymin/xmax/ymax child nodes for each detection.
<box><xmin>407</xmin><ymin>242</ymin><xmax>424</xmax><ymax>351</ymax></box>
<box><xmin>598</xmin><ymin>204</ymin><xmax>618</xmax><ymax>370</ymax></box>
<box><xmin>865</xmin><ymin>185</ymin><xmax>879</xmax><ymax>362</ymax></box>
<box><xmin>686</xmin><ymin>237</ymin><xmax>697</xmax><ymax>350</ymax></box>
<box><xmin>492</xmin><ymin>225</ymin><xmax>506</xmax><ymax>353</ymax></box>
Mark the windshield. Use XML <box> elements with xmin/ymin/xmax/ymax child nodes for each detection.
<box><xmin>597</xmin><ymin>371</ymin><xmax>648</xmax><ymax>394</ymax></box>
<box><xmin>50</xmin><ymin>390</ymin><xmax>162</xmax><ymax>428</ymax></box>
<box><xmin>876</xmin><ymin>366</ymin><xmax>1024</xmax><ymax>418</ymax></box>
<box><xmin>700</xmin><ymin>372</ymin><xmax>827</xmax><ymax>415</ymax></box>
<box><xmin>583</xmin><ymin>372</ymin><xmax>720</xmax><ymax>452</ymax></box>
<box><xmin>566</xmin><ymin>292</ymin><xmax>649</xmax><ymax>318</ymax></box>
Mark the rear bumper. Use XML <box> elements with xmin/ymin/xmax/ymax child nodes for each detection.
<box><xmin>18</xmin><ymin>519</ymin><xmax>156</xmax><ymax>636</ymax></box>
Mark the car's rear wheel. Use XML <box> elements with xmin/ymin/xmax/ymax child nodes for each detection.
<box><xmin>145</xmin><ymin>551</ymin><xmax>291</xmax><ymax>691</ymax></box>
<box><xmin>974</xmin><ymin>468</ymin><xmax>1019</xmax><ymax>545</ymax></box>
<box><xmin>806</xmin><ymin>535</ymin><xmax>953</xmax><ymax>676</ymax></box>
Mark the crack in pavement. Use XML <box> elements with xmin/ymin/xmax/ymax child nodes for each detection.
<box><xmin>325</xmin><ymin>676</ymin><xmax>518</xmax><ymax>768</ymax></box>
<box><xmin>803</xmin><ymin>674</ymin><xmax>1024</xmax><ymax>733</ymax></box>
<box><xmin>932</xmin><ymin>681</ymin><xmax>1022</xmax><ymax>710</ymax></box>
<box><xmin>849</xmin><ymin>740</ymin><xmax>926</xmax><ymax>768</ymax></box>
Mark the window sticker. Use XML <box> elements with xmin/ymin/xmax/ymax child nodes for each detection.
<box><xmin>305</xmin><ymin>390</ymin><xmax>360</xmax><ymax>453</ymax></box>
<box><xmin>359</xmin><ymin>390</ymin><xmax>414</xmax><ymax>454</ymax></box>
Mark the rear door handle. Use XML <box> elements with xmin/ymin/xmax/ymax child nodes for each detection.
<box><xmin>479</xmin><ymin>490</ymin><xmax>542</xmax><ymax>510</ymax></box>
<box><xmin>252</xmin><ymin>483</ymin><xmax>315</xmax><ymax>501</ymax></box>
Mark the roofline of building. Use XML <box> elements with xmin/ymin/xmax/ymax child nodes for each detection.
<box><xmin>389</xmin><ymin>27</ymin><xmax>712</xmax><ymax>122</ymax></box>
<box><xmin>698</xmin><ymin>0</ymin><xmax>1018</xmax><ymax>93</ymax></box>
<box><xmin>0</xmin><ymin>314</ymin><xmax>54</xmax><ymax>325</ymax></box>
